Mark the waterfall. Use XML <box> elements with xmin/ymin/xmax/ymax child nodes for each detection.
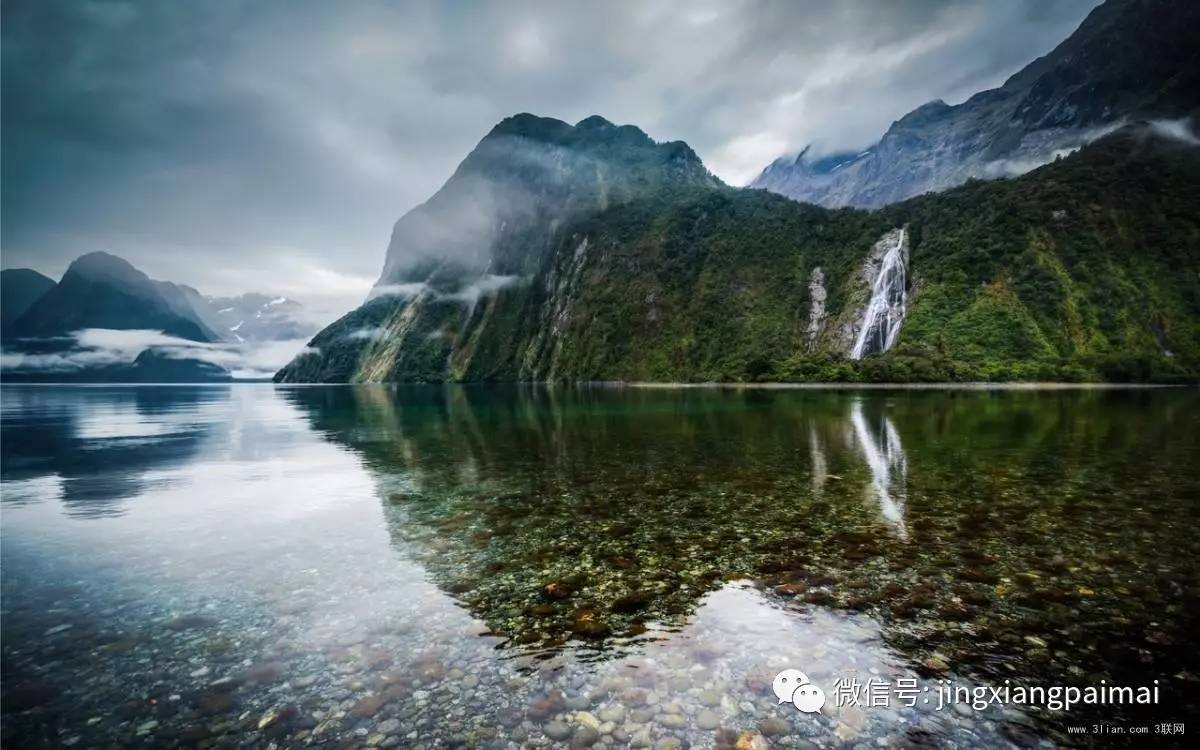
<box><xmin>851</xmin><ymin>228</ymin><xmax>908</xmax><ymax>359</ymax></box>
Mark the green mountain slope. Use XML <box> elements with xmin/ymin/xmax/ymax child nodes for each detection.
<box><xmin>279</xmin><ymin>125</ymin><xmax>1200</xmax><ymax>384</ymax></box>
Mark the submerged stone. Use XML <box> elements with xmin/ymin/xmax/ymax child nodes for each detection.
<box><xmin>572</xmin><ymin>609</ymin><xmax>611</xmax><ymax>638</ymax></box>
<box><xmin>611</xmin><ymin>591</ymin><xmax>653</xmax><ymax>613</ymax></box>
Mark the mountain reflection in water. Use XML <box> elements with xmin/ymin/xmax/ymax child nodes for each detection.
<box><xmin>1</xmin><ymin>384</ymin><xmax>1197</xmax><ymax>747</ymax></box>
<box><xmin>283</xmin><ymin>387</ymin><xmax>1198</xmax><ymax>698</ymax></box>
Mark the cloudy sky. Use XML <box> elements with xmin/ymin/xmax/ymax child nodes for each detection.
<box><xmin>2</xmin><ymin>0</ymin><xmax>1099</xmax><ymax>324</ymax></box>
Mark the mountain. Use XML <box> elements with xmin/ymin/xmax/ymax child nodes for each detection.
<box><xmin>277</xmin><ymin>113</ymin><xmax>721</xmax><ymax>382</ymax></box>
<box><xmin>279</xmin><ymin>116</ymin><xmax>1199</xmax><ymax>385</ymax></box>
<box><xmin>9</xmin><ymin>252</ymin><xmax>221</xmax><ymax>343</ymax></box>
<box><xmin>751</xmin><ymin>0</ymin><xmax>1200</xmax><ymax>208</ymax></box>
<box><xmin>204</xmin><ymin>293</ymin><xmax>316</xmax><ymax>342</ymax></box>
<box><xmin>2</xmin><ymin>252</ymin><xmax>231</xmax><ymax>382</ymax></box>
<box><xmin>1</xmin><ymin>269</ymin><xmax>56</xmax><ymax>333</ymax></box>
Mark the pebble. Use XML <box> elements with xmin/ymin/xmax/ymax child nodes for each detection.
<box><xmin>576</xmin><ymin>711</ymin><xmax>601</xmax><ymax>730</ymax></box>
<box><xmin>572</xmin><ymin>726</ymin><xmax>600</xmax><ymax>747</ymax></box>
<box><xmin>657</xmin><ymin>712</ymin><xmax>686</xmax><ymax>729</ymax></box>
<box><xmin>698</xmin><ymin>689</ymin><xmax>722</xmax><ymax>707</ymax></box>
<box><xmin>759</xmin><ymin>716</ymin><xmax>789</xmax><ymax>736</ymax></box>
<box><xmin>598</xmin><ymin>705</ymin><xmax>625</xmax><ymax>723</ymax></box>
<box><xmin>351</xmin><ymin>694</ymin><xmax>389</xmax><ymax>718</ymax></box>
<box><xmin>696</xmin><ymin>708</ymin><xmax>721</xmax><ymax>730</ymax></box>
<box><xmin>735</xmin><ymin>732</ymin><xmax>768</xmax><ymax>750</ymax></box>
<box><xmin>545</xmin><ymin>720</ymin><xmax>572</xmax><ymax>741</ymax></box>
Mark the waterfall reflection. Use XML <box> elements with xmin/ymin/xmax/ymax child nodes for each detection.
<box><xmin>808</xmin><ymin>425</ymin><xmax>831</xmax><ymax>499</ymax></box>
<box><xmin>848</xmin><ymin>400</ymin><xmax>908</xmax><ymax>540</ymax></box>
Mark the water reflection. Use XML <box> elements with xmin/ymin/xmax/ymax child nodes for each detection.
<box><xmin>848</xmin><ymin>400</ymin><xmax>908</xmax><ymax>539</ymax></box>
<box><xmin>282</xmin><ymin>385</ymin><xmax>1200</xmax><ymax>728</ymax></box>
<box><xmin>0</xmin><ymin>386</ymin><xmax>229</xmax><ymax>517</ymax></box>
<box><xmin>1</xmin><ymin>384</ymin><xmax>1197</xmax><ymax>747</ymax></box>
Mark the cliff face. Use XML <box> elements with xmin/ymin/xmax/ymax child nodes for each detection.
<box><xmin>280</xmin><ymin>124</ymin><xmax>1200</xmax><ymax>384</ymax></box>
<box><xmin>751</xmin><ymin>0</ymin><xmax>1200</xmax><ymax>208</ymax></box>
<box><xmin>377</xmin><ymin>113</ymin><xmax>720</xmax><ymax>287</ymax></box>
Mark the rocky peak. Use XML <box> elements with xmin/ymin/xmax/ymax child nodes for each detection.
<box><xmin>378</xmin><ymin>113</ymin><xmax>719</xmax><ymax>286</ymax></box>
<box><xmin>751</xmin><ymin>0</ymin><xmax>1200</xmax><ymax>208</ymax></box>
<box><xmin>892</xmin><ymin>99</ymin><xmax>952</xmax><ymax>129</ymax></box>
<box><xmin>65</xmin><ymin>251</ymin><xmax>150</xmax><ymax>289</ymax></box>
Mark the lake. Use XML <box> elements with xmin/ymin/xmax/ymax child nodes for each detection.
<box><xmin>2</xmin><ymin>384</ymin><xmax>1197</xmax><ymax>748</ymax></box>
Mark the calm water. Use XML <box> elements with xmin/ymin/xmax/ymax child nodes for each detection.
<box><xmin>1</xmin><ymin>384</ymin><xmax>1197</xmax><ymax>749</ymax></box>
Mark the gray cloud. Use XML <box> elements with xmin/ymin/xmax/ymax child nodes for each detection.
<box><xmin>2</xmin><ymin>0</ymin><xmax>1099</xmax><ymax>325</ymax></box>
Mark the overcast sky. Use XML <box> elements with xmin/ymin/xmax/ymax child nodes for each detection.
<box><xmin>2</xmin><ymin>0</ymin><xmax>1099</xmax><ymax>323</ymax></box>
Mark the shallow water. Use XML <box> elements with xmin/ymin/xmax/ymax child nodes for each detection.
<box><xmin>1</xmin><ymin>384</ymin><xmax>1197</xmax><ymax>748</ymax></box>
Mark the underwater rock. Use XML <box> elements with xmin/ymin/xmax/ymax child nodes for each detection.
<box><xmin>804</xmin><ymin>591</ymin><xmax>836</xmax><ymax>606</ymax></box>
<box><xmin>242</xmin><ymin>661</ymin><xmax>286</xmax><ymax>684</ymax></box>
<box><xmin>166</xmin><ymin>614</ymin><xmax>219</xmax><ymax>631</ymax></box>
<box><xmin>196</xmin><ymin>691</ymin><xmax>234</xmax><ymax>715</ymax></box>
<box><xmin>544</xmin><ymin>720</ymin><xmax>572</xmax><ymax>741</ymax></box>
<box><xmin>959</xmin><ymin>568</ymin><xmax>1000</xmax><ymax>585</ymax></box>
<box><xmin>571</xmin><ymin>725</ymin><xmax>600</xmax><ymax>748</ymax></box>
<box><xmin>351</xmin><ymin>694</ymin><xmax>390</xmax><ymax>718</ymax></box>
<box><xmin>528</xmin><ymin>690</ymin><xmax>566</xmax><ymax>720</ymax></box>
<box><xmin>572</xmin><ymin>609</ymin><xmax>611</xmax><ymax>638</ymax></box>
<box><xmin>542</xmin><ymin>581</ymin><xmax>577</xmax><ymax>600</ymax></box>
<box><xmin>921</xmin><ymin>653</ymin><xmax>951</xmax><ymax>674</ymax></box>
<box><xmin>759</xmin><ymin>716</ymin><xmax>789</xmax><ymax>736</ymax></box>
<box><xmin>611</xmin><ymin>591</ymin><xmax>653</xmax><ymax>613</ymax></box>
<box><xmin>774</xmin><ymin>583</ymin><xmax>806</xmax><ymax>597</ymax></box>
<box><xmin>414</xmin><ymin>657</ymin><xmax>446</xmax><ymax>682</ymax></box>
<box><xmin>696</xmin><ymin>709</ymin><xmax>722</xmax><ymax>730</ymax></box>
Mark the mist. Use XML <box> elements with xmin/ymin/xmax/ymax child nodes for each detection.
<box><xmin>0</xmin><ymin>329</ymin><xmax>314</xmax><ymax>380</ymax></box>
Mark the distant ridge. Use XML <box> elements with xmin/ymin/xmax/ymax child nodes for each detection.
<box><xmin>752</xmin><ymin>0</ymin><xmax>1200</xmax><ymax>207</ymax></box>
<box><xmin>9</xmin><ymin>252</ymin><xmax>221</xmax><ymax>343</ymax></box>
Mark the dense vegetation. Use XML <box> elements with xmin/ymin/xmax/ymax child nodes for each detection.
<box><xmin>878</xmin><ymin>132</ymin><xmax>1200</xmax><ymax>382</ymax></box>
<box><xmin>279</xmin><ymin>130</ymin><xmax>1200</xmax><ymax>384</ymax></box>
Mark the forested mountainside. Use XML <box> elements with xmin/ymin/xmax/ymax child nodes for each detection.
<box><xmin>279</xmin><ymin>124</ymin><xmax>1199</xmax><ymax>384</ymax></box>
<box><xmin>751</xmin><ymin>0</ymin><xmax>1200</xmax><ymax>208</ymax></box>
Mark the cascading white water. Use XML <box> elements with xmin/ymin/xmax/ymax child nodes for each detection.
<box><xmin>851</xmin><ymin>228</ymin><xmax>908</xmax><ymax>359</ymax></box>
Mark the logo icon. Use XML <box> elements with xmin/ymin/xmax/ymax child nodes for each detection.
<box><xmin>772</xmin><ymin>669</ymin><xmax>826</xmax><ymax>713</ymax></box>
